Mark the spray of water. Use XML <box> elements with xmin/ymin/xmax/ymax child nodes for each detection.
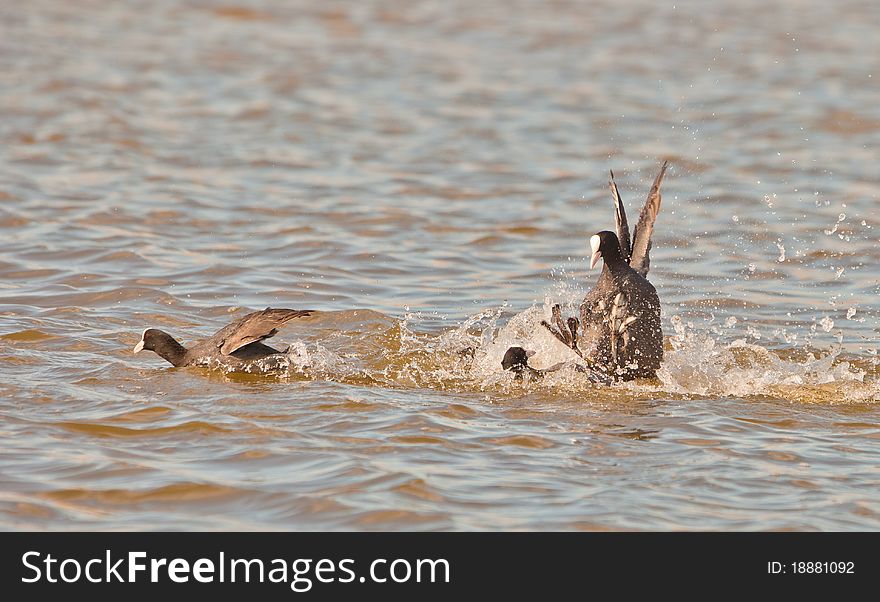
<box><xmin>202</xmin><ymin>301</ymin><xmax>878</xmax><ymax>404</ymax></box>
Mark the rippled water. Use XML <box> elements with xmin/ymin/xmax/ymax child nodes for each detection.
<box><xmin>2</xmin><ymin>0</ymin><xmax>879</xmax><ymax>530</ymax></box>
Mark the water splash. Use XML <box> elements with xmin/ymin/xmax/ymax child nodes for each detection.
<box><xmin>357</xmin><ymin>302</ymin><xmax>878</xmax><ymax>403</ymax></box>
<box><xmin>654</xmin><ymin>314</ymin><xmax>877</xmax><ymax>402</ymax></box>
<box><xmin>776</xmin><ymin>240</ymin><xmax>786</xmax><ymax>262</ymax></box>
<box><xmin>181</xmin><ymin>303</ymin><xmax>879</xmax><ymax>404</ymax></box>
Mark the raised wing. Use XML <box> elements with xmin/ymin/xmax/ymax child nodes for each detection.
<box><xmin>609</xmin><ymin>170</ymin><xmax>631</xmax><ymax>263</ymax></box>
<box><xmin>215</xmin><ymin>308</ymin><xmax>312</xmax><ymax>355</ymax></box>
<box><xmin>628</xmin><ymin>161</ymin><xmax>668</xmax><ymax>277</ymax></box>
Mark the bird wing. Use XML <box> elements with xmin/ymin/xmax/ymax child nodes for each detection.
<box><xmin>628</xmin><ymin>161</ymin><xmax>668</xmax><ymax>277</ymax></box>
<box><xmin>214</xmin><ymin>308</ymin><xmax>312</xmax><ymax>355</ymax></box>
<box><xmin>609</xmin><ymin>170</ymin><xmax>632</xmax><ymax>263</ymax></box>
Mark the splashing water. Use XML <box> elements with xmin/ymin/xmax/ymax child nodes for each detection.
<box><xmin>209</xmin><ymin>301</ymin><xmax>880</xmax><ymax>405</ymax></box>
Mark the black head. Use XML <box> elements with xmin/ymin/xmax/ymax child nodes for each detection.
<box><xmin>502</xmin><ymin>346</ymin><xmax>534</xmax><ymax>372</ymax></box>
<box><xmin>133</xmin><ymin>328</ymin><xmax>187</xmax><ymax>367</ymax></box>
<box><xmin>589</xmin><ymin>230</ymin><xmax>624</xmax><ymax>269</ymax></box>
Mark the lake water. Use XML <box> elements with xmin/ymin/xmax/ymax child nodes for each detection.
<box><xmin>1</xmin><ymin>0</ymin><xmax>879</xmax><ymax>530</ymax></box>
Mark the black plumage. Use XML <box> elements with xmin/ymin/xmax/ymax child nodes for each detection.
<box><xmin>544</xmin><ymin>162</ymin><xmax>668</xmax><ymax>380</ymax></box>
<box><xmin>501</xmin><ymin>347</ymin><xmax>544</xmax><ymax>381</ymax></box>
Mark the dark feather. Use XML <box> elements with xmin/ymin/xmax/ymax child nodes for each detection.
<box><xmin>216</xmin><ymin>308</ymin><xmax>312</xmax><ymax>355</ymax></box>
<box><xmin>628</xmin><ymin>161</ymin><xmax>668</xmax><ymax>277</ymax></box>
<box><xmin>609</xmin><ymin>170</ymin><xmax>632</xmax><ymax>263</ymax></box>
